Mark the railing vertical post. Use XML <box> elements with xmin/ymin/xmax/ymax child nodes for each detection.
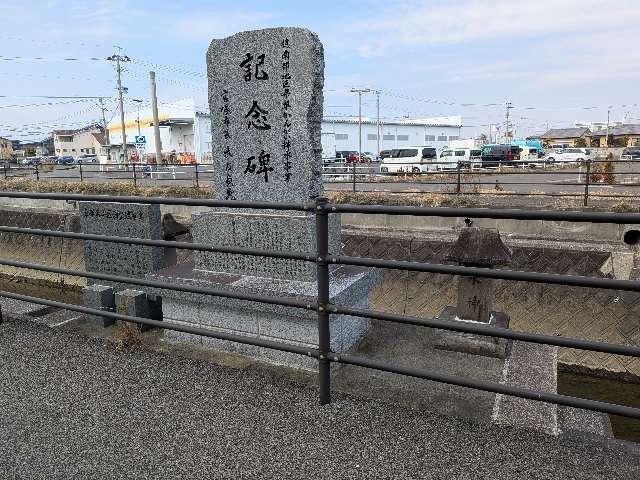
<box><xmin>35</xmin><ymin>164</ymin><xmax>39</xmax><ymax>181</ymax></box>
<box><xmin>79</xmin><ymin>163</ymin><xmax>83</xmax><ymax>182</ymax></box>
<box><xmin>194</xmin><ymin>162</ymin><xmax>200</xmax><ymax>188</ymax></box>
<box><xmin>584</xmin><ymin>160</ymin><xmax>591</xmax><ymax>206</ymax></box>
<box><xmin>315</xmin><ymin>196</ymin><xmax>331</xmax><ymax>405</ymax></box>
<box><xmin>456</xmin><ymin>161</ymin><xmax>461</xmax><ymax>194</ymax></box>
<box><xmin>3</xmin><ymin>164</ymin><xmax>7</xmax><ymax>180</ymax></box>
<box><xmin>132</xmin><ymin>163</ymin><xmax>137</xmax><ymax>187</ymax></box>
<box><xmin>352</xmin><ymin>161</ymin><xmax>356</xmax><ymax>192</ymax></box>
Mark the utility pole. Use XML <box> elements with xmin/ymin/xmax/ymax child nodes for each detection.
<box><xmin>107</xmin><ymin>48</ymin><xmax>131</xmax><ymax>166</ymax></box>
<box><xmin>505</xmin><ymin>101</ymin><xmax>513</xmax><ymax>144</ymax></box>
<box><xmin>375</xmin><ymin>90</ymin><xmax>381</xmax><ymax>156</ymax></box>
<box><xmin>98</xmin><ymin>97</ymin><xmax>110</xmax><ymax>160</ymax></box>
<box><xmin>150</xmin><ymin>71</ymin><xmax>163</xmax><ymax>166</ymax></box>
<box><xmin>606</xmin><ymin>108</ymin><xmax>611</xmax><ymax>148</ymax></box>
<box><xmin>350</xmin><ymin>87</ymin><xmax>371</xmax><ymax>192</ymax></box>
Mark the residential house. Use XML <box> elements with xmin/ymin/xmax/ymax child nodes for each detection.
<box><xmin>0</xmin><ymin>137</ymin><xmax>13</xmax><ymax>161</ymax></box>
<box><xmin>589</xmin><ymin>124</ymin><xmax>640</xmax><ymax>147</ymax></box>
<box><xmin>539</xmin><ymin>127</ymin><xmax>591</xmax><ymax>147</ymax></box>
<box><xmin>53</xmin><ymin>124</ymin><xmax>105</xmax><ymax>157</ymax></box>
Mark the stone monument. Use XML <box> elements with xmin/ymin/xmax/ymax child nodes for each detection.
<box><xmin>433</xmin><ymin>226</ymin><xmax>512</xmax><ymax>358</ymax></box>
<box><xmin>152</xmin><ymin>27</ymin><xmax>381</xmax><ymax>368</ymax></box>
<box><xmin>80</xmin><ymin>202</ymin><xmax>164</xmax><ymax>328</ymax></box>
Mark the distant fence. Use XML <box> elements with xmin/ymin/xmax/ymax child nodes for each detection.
<box><xmin>322</xmin><ymin>159</ymin><xmax>640</xmax><ymax>206</ymax></box>
<box><xmin>1</xmin><ymin>190</ymin><xmax>640</xmax><ymax>420</ymax></box>
<box><xmin>4</xmin><ymin>158</ymin><xmax>640</xmax><ymax>206</ymax></box>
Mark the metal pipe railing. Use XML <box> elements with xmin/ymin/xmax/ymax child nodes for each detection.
<box><xmin>1</xmin><ymin>190</ymin><xmax>640</xmax><ymax>421</ymax></box>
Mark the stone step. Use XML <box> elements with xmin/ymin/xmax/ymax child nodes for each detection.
<box><xmin>491</xmin><ymin>340</ymin><xmax>559</xmax><ymax>435</ymax></box>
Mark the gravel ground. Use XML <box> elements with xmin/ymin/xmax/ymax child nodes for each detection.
<box><xmin>1</xmin><ymin>317</ymin><xmax>639</xmax><ymax>480</ymax></box>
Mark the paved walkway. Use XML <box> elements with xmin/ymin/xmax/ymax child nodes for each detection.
<box><xmin>1</xmin><ymin>317</ymin><xmax>639</xmax><ymax>479</ymax></box>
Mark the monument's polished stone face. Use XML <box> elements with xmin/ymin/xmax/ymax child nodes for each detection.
<box><xmin>207</xmin><ymin>27</ymin><xmax>324</xmax><ymax>203</ymax></box>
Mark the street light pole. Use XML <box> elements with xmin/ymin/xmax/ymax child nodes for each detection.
<box><xmin>132</xmin><ymin>99</ymin><xmax>143</xmax><ymax>135</ymax></box>
<box><xmin>350</xmin><ymin>87</ymin><xmax>371</xmax><ymax>192</ymax></box>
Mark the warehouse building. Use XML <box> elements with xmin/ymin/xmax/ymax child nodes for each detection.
<box><xmin>321</xmin><ymin>116</ymin><xmax>463</xmax><ymax>158</ymax></box>
<box><xmin>106</xmin><ymin>99</ymin><xmax>463</xmax><ymax>163</ymax></box>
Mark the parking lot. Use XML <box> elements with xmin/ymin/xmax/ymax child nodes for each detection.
<box><xmin>3</xmin><ymin>159</ymin><xmax>640</xmax><ymax>199</ymax></box>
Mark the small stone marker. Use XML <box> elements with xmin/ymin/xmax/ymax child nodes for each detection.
<box><xmin>207</xmin><ymin>27</ymin><xmax>324</xmax><ymax>203</ymax></box>
<box><xmin>434</xmin><ymin>227</ymin><xmax>513</xmax><ymax>358</ymax></box>
<box><xmin>83</xmin><ymin>284</ymin><xmax>116</xmax><ymax>327</ymax></box>
<box><xmin>447</xmin><ymin>227</ymin><xmax>512</xmax><ymax>322</ymax></box>
<box><xmin>79</xmin><ymin>202</ymin><xmax>163</xmax><ymax>281</ymax></box>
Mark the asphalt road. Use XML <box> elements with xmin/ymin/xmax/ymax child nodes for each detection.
<box><xmin>7</xmin><ymin>162</ymin><xmax>640</xmax><ymax>196</ymax></box>
<box><xmin>2</xmin><ymin>315</ymin><xmax>639</xmax><ymax>479</ymax></box>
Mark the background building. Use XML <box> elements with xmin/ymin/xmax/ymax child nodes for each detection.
<box><xmin>53</xmin><ymin>125</ymin><xmax>105</xmax><ymax>157</ymax></box>
<box><xmin>109</xmin><ymin>98</ymin><xmax>464</xmax><ymax>163</ymax></box>
<box><xmin>0</xmin><ymin>137</ymin><xmax>13</xmax><ymax>161</ymax></box>
<box><xmin>321</xmin><ymin>116</ymin><xmax>463</xmax><ymax>158</ymax></box>
<box><xmin>539</xmin><ymin>127</ymin><xmax>591</xmax><ymax>147</ymax></box>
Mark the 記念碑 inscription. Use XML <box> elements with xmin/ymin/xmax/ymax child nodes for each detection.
<box><xmin>207</xmin><ymin>27</ymin><xmax>324</xmax><ymax>202</ymax></box>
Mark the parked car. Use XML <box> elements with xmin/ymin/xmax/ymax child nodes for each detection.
<box><xmin>545</xmin><ymin>148</ymin><xmax>592</xmax><ymax>164</ymax></box>
<box><xmin>621</xmin><ymin>147</ymin><xmax>640</xmax><ymax>161</ymax></box>
<box><xmin>335</xmin><ymin>150</ymin><xmax>357</xmax><ymax>162</ymax></box>
<box><xmin>439</xmin><ymin>148</ymin><xmax>482</xmax><ymax>170</ymax></box>
<box><xmin>480</xmin><ymin>144</ymin><xmax>522</xmax><ymax>168</ymax></box>
<box><xmin>380</xmin><ymin>146</ymin><xmax>438</xmax><ymax>173</ymax></box>
<box><xmin>21</xmin><ymin>156</ymin><xmax>42</xmax><ymax>166</ymax></box>
<box><xmin>347</xmin><ymin>152</ymin><xmax>366</xmax><ymax>163</ymax></box>
<box><xmin>56</xmin><ymin>156</ymin><xmax>75</xmax><ymax>165</ymax></box>
<box><xmin>362</xmin><ymin>152</ymin><xmax>377</xmax><ymax>162</ymax></box>
<box><xmin>378</xmin><ymin>150</ymin><xmax>392</xmax><ymax>160</ymax></box>
<box><xmin>76</xmin><ymin>154</ymin><xmax>98</xmax><ymax>164</ymax></box>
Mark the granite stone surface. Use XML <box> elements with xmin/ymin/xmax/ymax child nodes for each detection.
<box><xmin>79</xmin><ymin>202</ymin><xmax>163</xmax><ymax>284</ymax></box>
<box><xmin>207</xmin><ymin>27</ymin><xmax>324</xmax><ymax>202</ymax></box>
<box><xmin>149</xmin><ymin>264</ymin><xmax>381</xmax><ymax>369</ymax></box>
<box><xmin>433</xmin><ymin>307</ymin><xmax>510</xmax><ymax>359</ymax></box>
<box><xmin>192</xmin><ymin>210</ymin><xmax>340</xmax><ymax>280</ymax></box>
<box><xmin>492</xmin><ymin>340</ymin><xmax>559</xmax><ymax>435</ymax></box>
<box><xmin>82</xmin><ymin>284</ymin><xmax>115</xmax><ymax>328</ymax></box>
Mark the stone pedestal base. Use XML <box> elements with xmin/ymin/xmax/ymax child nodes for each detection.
<box><xmin>148</xmin><ymin>263</ymin><xmax>381</xmax><ymax>370</ymax></box>
<box><xmin>433</xmin><ymin>306</ymin><xmax>510</xmax><ymax>359</ymax></box>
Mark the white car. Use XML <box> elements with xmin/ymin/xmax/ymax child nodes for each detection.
<box><xmin>439</xmin><ymin>148</ymin><xmax>482</xmax><ymax>170</ymax></box>
<box><xmin>545</xmin><ymin>148</ymin><xmax>592</xmax><ymax>164</ymax></box>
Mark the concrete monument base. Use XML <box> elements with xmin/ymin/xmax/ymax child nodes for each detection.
<box><xmin>148</xmin><ymin>263</ymin><xmax>381</xmax><ymax>370</ymax></box>
<box><xmin>433</xmin><ymin>306</ymin><xmax>511</xmax><ymax>359</ymax></box>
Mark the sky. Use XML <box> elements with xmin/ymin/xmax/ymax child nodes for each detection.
<box><xmin>1</xmin><ymin>0</ymin><xmax>639</xmax><ymax>142</ymax></box>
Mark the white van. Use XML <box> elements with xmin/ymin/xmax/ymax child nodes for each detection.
<box><xmin>439</xmin><ymin>148</ymin><xmax>482</xmax><ymax>170</ymax></box>
<box><xmin>380</xmin><ymin>146</ymin><xmax>438</xmax><ymax>173</ymax></box>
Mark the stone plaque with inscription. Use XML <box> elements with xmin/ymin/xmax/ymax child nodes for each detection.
<box><xmin>207</xmin><ymin>27</ymin><xmax>324</xmax><ymax>202</ymax></box>
<box><xmin>79</xmin><ymin>202</ymin><xmax>163</xmax><ymax>281</ymax></box>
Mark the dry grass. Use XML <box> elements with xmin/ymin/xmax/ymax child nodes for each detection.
<box><xmin>0</xmin><ymin>178</ymin><xmax>214</xmax><ymax>198</ymax></box>
<box><xmin>108</xmin><ymin>320</ymin><xmax>144</xmax><ymax>349</ymax></box>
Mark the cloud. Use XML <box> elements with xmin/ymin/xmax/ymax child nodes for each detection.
<box><xmin>348</xmin><ymin>0</ymin><xmax>640</xmax><ymax>51</ymax></box>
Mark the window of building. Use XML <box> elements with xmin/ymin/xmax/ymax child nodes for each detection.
<box><xmin>367</xmin><ymin>134</ymin><xmax>378</xmax><ymax>141</ymax></box>
<box><xmin>454</xmin><ymin>150</ymin><xmax>465</xmax><ymax>156</ymax></box>
<box><xmin>71</xmin><ymin>148</ymin><xmax>76</xmax><ymax>152</ymax></box>
<box><xmin>62</xmin><ymin>149</ymin><xmax>67</xmax><ymax>152</ymax></box>
<box><xmin>59</xmin><ymin>136</ymin><xmax>73</xmax><ymax>142</ymax></box>
<box><xmin>335</xmin><ymin>134</ymin><xmax>348</xmax><ymax>140</ymax></box>
<box><xmin>91</xmin><ymin>148</ymin><xmax>95</xmax><ymax>154</ymax></box>
<box><xmin>397</xmin><ymin>135</ymin><xmax>409</xmax><ymax>141</ymax></box>
<box><xmin>56</xmin><ymin>148</ymin><xmax>60</xmax><ymax>153</ymax></box>
<box><xmin>437</xmin><ymin>135</ymin><xmax>447</xmax><ymax>141</ymax></box>
<box><xmin>425</xmin><ymin>135</ymin><xmax>436</xmax><ymax>141</ymax></box>
<box><xmin>383</xmin><ymin>134</ymin><xmax>395</xmax><ymax>140</ymax></box>
<box><xmin>449</xmin><ymin>136</ymin><xmax>459</xmax><ymax>141</ymax></box>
